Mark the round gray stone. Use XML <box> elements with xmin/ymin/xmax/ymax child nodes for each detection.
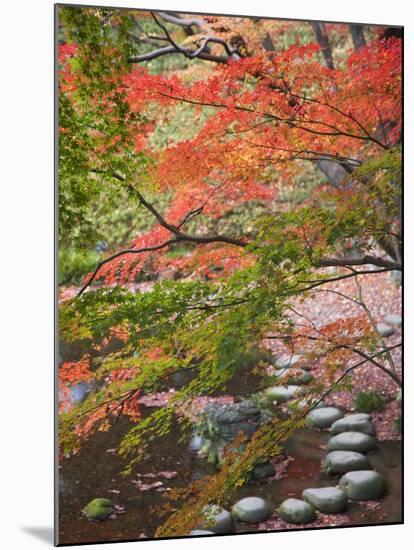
<box><xmin>275</xmin><ymin>368</ymin><xmax>313</xmax><ymax>385</ymax></box>
<box><xmin>252</xmin><ymin>462</ymin><xmax>276</xmax><ymax>481</ymax></box>
<box><xmin>328</xmin><ymin>432</ymin><xmax>377</xmax><ymax>453</ymax></box>
<box><xmin>390</xmin><ymin>270</ymin><xmax>402</xmax><ymax>285</ymax></box>
<box><xmin>339</xmin><ymin>470</ymin><xmax>386</xmax><ymax>500</ymax></box>
<box><xmin>277</xmin><ymin>498</ymin><xmax>316</xmax><ymax>524</ymax></box>
<box><xmin>265</xmin><ymin>385</ymin><xmax>301</xmax><ymax>403</ymax></box>
<box><xmin>288</xmin><ymin>399</ymin><xmax>327</xmax><ymax>412</ymax></box>
<box><xmin>300</xmin><ymin>363</ymin><xmax>313</xmax><ymax>371</ymax></box>
<box><xmin>189</xmin><ymin>434</ymin><xmax>204</xmax><ymax>452</ymax></box>
<box><xmin>275</xmin><ymin>354</ymin><xmax>301</xmax><ymax>369</ymax></box>
<box><xmin>331</xmin><ymin>414</ymin><xmax>375</xmax><ymax>436</ymax></box>
<box><xmin>198</xmin><ymin>505</ymin><xmax>233</xmax><ymax>534</ymax></box>
<box><xmin>297</xmin><ymin>371</ymin><xmax>314</xmax><ymax>384</ymax></box>
<box><xmin>384</xmin><ymin>314</ymin><xmax>402</xmax><ymax>327</ymax></box>
<box><xmin>376</xmin><ymin>323</ymin><xmax>395</xmax><ymax>337</ymax></box>
<box><xmin>190</xmin><ymin>530</ymin><xmax>215</xmax><ymax>536</ymax></box>
<box><xmin>346</xmin><ymin>412</ymin><xmax>371</xmax><ymax>420</ymax></box>
<box><xmin>302</xmin><ymin>487</ymin><xmax>347</xmax><ymax>514</ymax></box>
<box><xmin>307</xmin><ymin>407</ymin><xmax>344</xmax><ymax>429</ymax></box>
<box><xmin>324</xmin><ymin>450</ymin><xmax>372</xmax><ymax>475</ymax></box>
<box><xmin>232</xmin><ymin>497</ymin><xmax>272</xmax><ymax>523</ymax></box>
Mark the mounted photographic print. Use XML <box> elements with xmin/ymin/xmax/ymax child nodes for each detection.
<box><xmin>55</xmin><ymin>2</ymin><xmax>403</xmax><ymax>545</ymax></box>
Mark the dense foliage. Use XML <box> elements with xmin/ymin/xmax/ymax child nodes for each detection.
<box><xmin>58</xmin><ymin>6</ymin><xmax>402</xmax><ymax>536</ymax></box>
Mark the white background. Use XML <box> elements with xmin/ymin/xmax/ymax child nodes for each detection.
<box><xmin>0</xmin><ymin>0</ymin><xmax>411</xmax><ymax>548</ymax></box>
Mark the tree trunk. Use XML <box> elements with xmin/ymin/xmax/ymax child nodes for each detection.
<box><xmin>350</xmin><ymin>24</ymin><xmax>366</xmax><ymax>50</ymax></box>
<box><xmin>311</xmin><ymin>22</ymin><xmax>334</xmax><ymax>69</ymax></box>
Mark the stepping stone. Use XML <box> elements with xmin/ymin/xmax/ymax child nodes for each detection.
<box><xmin>324</xmin><ymin>450</ymin><xmax>372</xmax><ymax>475</ymax></box>
<box><xmin>298</xmin><ymin>371</ymin><xmax>314</xmax><ymax>384</ymax></box>
<box><xmin>300</xmin><ymin>364</ymin><xmax>313</xmax><ymax>371</ymax></box>
<box><xmin>302</xmin><ymin>487</ymin><xmax>347</xmax><ymax>514</ymax></box>
<box><xmin>252</xmin><ymin>462</ymin><xmax>276</xmax><ymax>481</ymax></box>
<box><xmin>307</xmin><ymin>407</ymin><xmax>344</xmax><ymax>429</ymax></box>
<box><xmin>288</xmin><ymin>399</ymin><xmax>327</xmax><ymax>412</ymax></box>
<box><xmin>190</xmin><ymin>530</ymin><xmax>214</xmax><ymax>535</ymax></box>
<box><xmin>197</xmin><ymin>505</ymin><xmax>233</xmax><ymax>534</ymax></box>
<box><xmin>83</xmin><ymin>498</ymin><xmax>114</xmax><ymax>520</ymax></box>
<box><xmin>274</xmin><ymin>354</ymin><xmax>301</xmax><ymax>369</ymax></box>
<box><xmin>346</xmin><ymin>412</ymin><xmax>371</xmax><ymax>420</ymax></box>
<box><xmin>331</xmin><ymin>414</ymin><xmax>375</xmax><ymax>436</ymax></box>
<box><xmin>274</xmin><ymin>368</ymin><xmax>313</xmax><ymax>385</ymax></box>
<box><xmin>188</xmin><ymin>434</ymin><xmax>204</xmax><ymax>452</ymax></box>
<box><xmin>328</xmin><ymin>432</ymin><xmax>377</xmax><ymax>453</ymax></box>
<box><xmin>376</xmin><ymin>323</ymin><xmax>395</xmax><ymax>337</ymax></box>
<box><xmin>390</xmin><ymin>270</ymin><xmax>402</xmax><ymax>285</ymax></box>
<box><xmin>277</xmin><ymin>498</ymin><xmax>316</xmax><ymax>524</ymax></box>
<box><xmin>384</xmin><ymin>314</ymin><xmax>402</xmax><ymax>327</ymax></box>
<box><xmin>265</xmin><ymin>385</ymin><xmax>301</xmax><ymax>403</ymax></box>
<box><xmin>339</xmin><ymin>470</ymin><xmax>386</xmax><ymax>500</ymax></box>
<box><xmin>231</xmin><ymin>496</ymin><xmax>273</xmax><ymax>523</ymax></box>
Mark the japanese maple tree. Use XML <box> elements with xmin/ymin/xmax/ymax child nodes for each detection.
<box><xmin>57</xmin><ymin>6</ymin><xmax>402</xmax><ymax>536</ymax></box>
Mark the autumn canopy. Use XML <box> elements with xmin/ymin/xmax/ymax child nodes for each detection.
<box><xmin>57</xmin><ymin>6</ymin><xmax>402</xmax><ymax>538</ymax></box>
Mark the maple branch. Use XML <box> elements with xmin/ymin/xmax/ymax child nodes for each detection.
<box><xmin>235</xmin><ymin>345</ymin><xmax>401</xmax><ymax>401</ymax></box>
<box><xmin>77</xmin><ymin>239</ymin><xmax>179</xmax><ymax>297</ymax></box>
<box><xmin>101</xmin><ymin>170</ymin><xmax>245</xmax><ymax>247</ymax></box>
<box><xmin>269</xmin><ymin>296</ymin><xmax>400</xmax><ymax>385</ymax></box>
<box><xmin>310</xmin><ymin>287</ymin><xmax>365</xmax><ymax>307</ymax></box>
<box><xmin>186</xmin><ymin>36</ymin><xmax>239</xmax><ymax>60</ymax></box>
<box><xmin>77</xmin><ymin>229</ymin><xmax>244</xmax><ymax>297</ymax></box>
<box><xmin>317</xmin><ymin>344</ymin><xmax>402</xmax><ymax>396</ymax></box>
<box><xmin>348</xmin><ymin>347</ymin><xmax>401</xmax><ymax>386</ymax></box>
<box><xmin>275</xmin><ymin>74</ymin><xmax>389</xmax><ymax>150</ymax></box>
<box><xmin>128</xmin><ymin>33</ymin><xmax>166</xmax><ymax>45</ymax></box>
<box><xmin>156</xmin><ymin>92</ymin><xmax>390</xmax><ymax>148</ymax></box>
<box><xmin>133</xmin><ymin>189</ymin><xmax>246</xmax><ymax>247</ymax></box>
<box><xmin>111</xmin><ymin>173</ymin><xmax>246</xmax><ymax>247</ymax></box>
<box><xmin>128</xmin><ymin>45</ymin><xmax>230</xmax><ymax>64</ymax></box>
<box><xmin>259</xmin><ymin>155</ymin><xmax>359</xmax><ymax>169</ymax></box>
<box><xmin>238</xmin><ymin>137</ymin><xmax>362</xmax><ymax>167</ymax></box>
<box><xmin>152</xmin><ymin>12</ymin><xmax>238</xmax><ymax>59</ymax></box>
<box><xmin>177</xmin><ymin>206</ymin><xmax>204</xmax><ymax>229</ymax></box>
<box><xmin>157</xmin><ymin>12</ymin><xmax>205</xmax><ymax>27</ymax></box>
<box><xmin>70</xmin><ymin>388</ymin><xmax>139</xmax><ymax>423</ymax></box>
<box><xmin>78</xmin><ymin>172</ymin><xmax>245</xmax><ymax>296</ymax></box>
<box><xmin>295</xmin><ymin>268</ymin><xmax>395</xmax><ymax>293</ymax></box>
<box><xmin>265</xmin><ymin>327</ymin><xmax>402</xmax><ymax>387</ymax></box>
<box><xmin>318</xmin><ymin>255</ymin><xmax>401</xmax><ymax>270</ymax></box>
<box><xmin>128</xmin><ymin>12</ymin><xmax>238</xmax><ymax>65</ymax></box>
<box><xmin>352</xmin><ymin>272</ymin><xmax>397</xmax><ymax>374</ymax></box>
<box><xmin>84</xmin><ymin>168</ymin><xmax>400</xmax><ymax>296</ymax></box>
<box><xmin>177</xmin><ymin>183</ymin><xmax>224</xmax><ymax>229</ymax></box>
<box><xmin>312</xmin><ymin>332</ymin><xmax>402</xmax><ymax>386</ymax></box>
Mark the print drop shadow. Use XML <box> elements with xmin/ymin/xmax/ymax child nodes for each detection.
<box><xmin>21</xmin><ymin>526</ymin><xmax>54</xmax><ymax>545</ymax></box>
